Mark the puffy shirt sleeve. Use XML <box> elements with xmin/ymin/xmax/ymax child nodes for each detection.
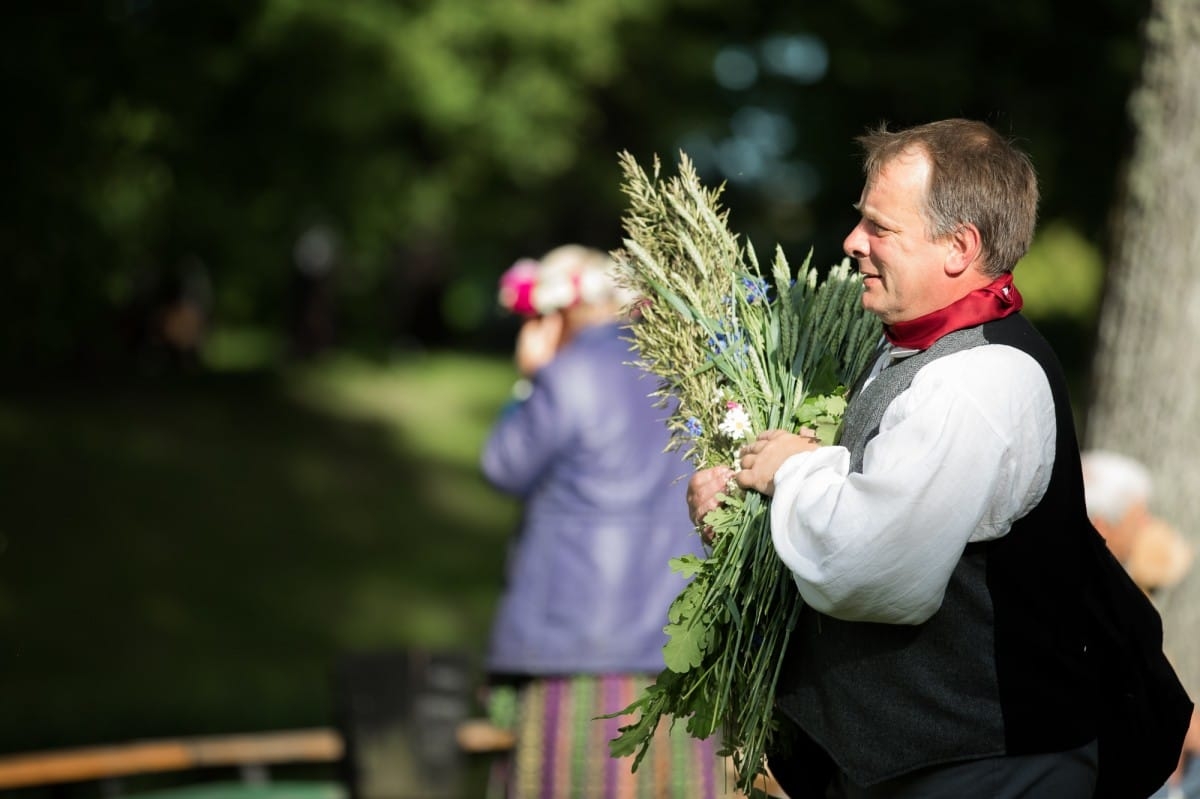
<box><xmin>768</xmin><ymin>345</ymin><xmax>1057</xmax><ymax>624</ymax></box>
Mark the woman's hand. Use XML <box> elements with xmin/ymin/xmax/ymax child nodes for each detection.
<box><xmin>735</xmin><ymin>428</ymin><xmax>822</xmax><ymax>496</ymax></box>
<box><xmin>515</xmin><ymin>313</ymin><xmax>564</xmax><ymax>377</ymax></box>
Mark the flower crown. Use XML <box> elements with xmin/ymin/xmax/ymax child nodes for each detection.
<box><xmin>497</xmin><ymin>249</ymin><xmax>621</xmax><ymax>317</ymax></box>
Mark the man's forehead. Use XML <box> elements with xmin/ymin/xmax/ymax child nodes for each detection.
<box><xmin>864</xmin><ymin>154</ymin><xmax>930</xmax><ymax>201</ymax></box>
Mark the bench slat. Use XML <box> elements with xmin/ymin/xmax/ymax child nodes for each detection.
<box><xmin>0</xmin><ymin>728</ymin><xmax>344</xmax><ymax>790</ymax></box>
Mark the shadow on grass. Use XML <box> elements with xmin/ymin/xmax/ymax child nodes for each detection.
<box><xmin>0</xmin><ymin>363</ymin><xmax>518</xmax><ymax>756</ymax></box>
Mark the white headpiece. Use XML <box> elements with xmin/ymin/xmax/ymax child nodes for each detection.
<box><xmin>1080</xmin><ymin>449</ymin><xmax>1153</xmax><ymax>524</ymax></box>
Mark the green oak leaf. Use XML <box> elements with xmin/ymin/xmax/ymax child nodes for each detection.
<box><xmin>669</xmin><ymin>554</ymin><xmax>705</xmax><ymax>578</ymax></box>
<box><xmin>662</xmin><ymin>614</ymin><xmax>712</xmax><ymax>672</ymax></box>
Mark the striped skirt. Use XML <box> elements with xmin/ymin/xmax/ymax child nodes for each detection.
<box><xmin>487</xmin><ymin>673</ymin><xmax>739</xmax><ymax>799</ymax></box>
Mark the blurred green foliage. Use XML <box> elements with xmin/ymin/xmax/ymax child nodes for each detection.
<box><xmin>0</xmin><ymin>0</ymin><xmax>1147</xmax><ymax>373</ymax></box>
<box><xmin>1019</xmin><ymin>222</ymin><xmax>1106</xmax><ymax>326</ymax></box>
<box><xmin>1</xmin><ymin>0</ymin><xmax>691</xmax><ymax>369</ymax></box>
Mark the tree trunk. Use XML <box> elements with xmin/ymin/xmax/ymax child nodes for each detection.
<box><xmin>1085</xmin><ymin>0</ymin><xmax>1200</xmax><ymax>693</ymax></box>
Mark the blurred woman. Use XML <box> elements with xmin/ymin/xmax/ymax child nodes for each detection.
<box><xmin>480</xmin><ymin>245</ymin><xmax>734</xmax><ymax>798</ymax></box>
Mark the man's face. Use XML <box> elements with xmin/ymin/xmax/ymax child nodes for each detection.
<box><xmin>1094</xmin><ymin>500</ymin><xmax>1152</xmax><ymax>564</ymax></box>
<box><xmin>842</xmin><ymin>151</ymin><xmax>952</xmax><ymax>325</ymax></box>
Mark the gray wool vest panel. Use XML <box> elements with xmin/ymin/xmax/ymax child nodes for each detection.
<box><xmin>774</xmin><ymin>314</ymin><xmax>1097</xmax><ymax>786</ymax></box>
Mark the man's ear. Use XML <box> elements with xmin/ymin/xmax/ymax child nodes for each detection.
<box><xmin>945</xmin><ymin>223</ymin><xmax>983</xmax><ymax>277</ymax></box>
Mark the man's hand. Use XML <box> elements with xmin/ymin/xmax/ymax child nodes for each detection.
<box><xmin>735</xmin><ymin>428</ymin><xmax>822</xmax><ymax>496</ymax></box>
<box><xmin>686</xmin><ymin>428</ymin><xmax>822</xmax><ymax>541</ymax></box>
<box><xmin>687</xmin><ymin>465</ymin><xmax>735</xmax><ymax>542</ymax></box>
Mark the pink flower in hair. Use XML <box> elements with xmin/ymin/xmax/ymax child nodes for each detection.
<box><xmin>497</xmin><ymin>258</ymin><xmax>541</xmax><ymax>317</ymax></box>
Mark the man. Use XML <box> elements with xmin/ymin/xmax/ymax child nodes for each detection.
<box><xmin>1081</xmin><ymin>449</ymin><xmax>1199</xmax><ymax>799</ymax></box>
<box><xmin>687</xmin><ymin>119</ymin><xmax>1191</xmax><ymax>798</ymax></box>
<box><xmin>1082</xmin><ymin>449</ymin><xmax>1193</xmax><ymax>594</ymax></box>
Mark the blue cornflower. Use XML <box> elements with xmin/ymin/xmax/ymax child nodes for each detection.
<box><xmin>741</xmin><ymin>276</ymin><xmax>771</xmax><ymax>304</ymax></box>
<box><xmin>707</xmin><ymin>328</ymin><xmax>749</xmax><ymax>363</ymax></box>
<box><xmin>684</xmin><ymin>417</ymin><xmax>704</xmax><ymax>438</ymax></box>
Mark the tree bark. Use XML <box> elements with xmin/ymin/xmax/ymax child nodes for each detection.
<box><xmin>1085</xmin><ymin>0</ymin><xmax>1200</xmax><ymax>693</ymax></box>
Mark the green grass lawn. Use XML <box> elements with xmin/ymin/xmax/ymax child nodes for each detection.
<box><xmin>0</xmin><ymin>350</ymin><xmax>521</xmax><ymax>761</ymax></box>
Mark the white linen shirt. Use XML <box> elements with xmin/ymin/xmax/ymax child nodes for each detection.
<box><xmin>770</xmin><ymin>343</ymin><xmax>1057</xmax><ymax>625</ymax></box>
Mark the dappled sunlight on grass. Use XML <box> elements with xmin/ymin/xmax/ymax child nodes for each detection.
<box><xmin>287</xmin><ymin>351</ymin><xmax>523</xmax><ymax>537</ymax></box>
<box><xmin>287</xmin><ymin>350</ymin><xmax>517</xmax><ymax>467</ymax></box>
<box><xmin>0</xmin><ymin>353</ymin><xmax>521</xmax><ymax>758</ymax></box>
<box><xmin>339</xmin><ymin>576</ymin><xmax>485</xmax><ymax>651</ymax></box>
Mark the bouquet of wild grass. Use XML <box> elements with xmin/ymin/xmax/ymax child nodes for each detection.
<box><xmin>608</xmin><ymin>152</ymin><xmax>880</xmax><ymax>795</ymax></box>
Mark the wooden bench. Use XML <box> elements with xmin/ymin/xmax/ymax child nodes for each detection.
<box><xmin>0</xmin><ymin>721</ymin><xmax>787</xmax><ymax>797</ymax></box>
<box><xmin>0</xmin><ymin>719</ymin><xmax>520</xmax><ymax>793</ymax></box>
<box><xmin>0</xmin><ymin>728</ymin><xmax>345</xmax><ymax>792</ymax></box>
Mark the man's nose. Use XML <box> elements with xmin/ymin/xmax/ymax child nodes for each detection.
<box><xmin>843</xmin><ymin>222</ymin><xmax>868</xmax><ymax>260</ymax></box>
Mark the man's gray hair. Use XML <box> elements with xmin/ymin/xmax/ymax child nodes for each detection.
<box><xmin>1081</xmin><ymin>449</ymin><xmax>1152</xmax><ymax>524</ymax></box>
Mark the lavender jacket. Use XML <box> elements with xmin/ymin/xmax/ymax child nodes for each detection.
<box><xmin>481</xmin><ymin>321</ymin><xmax>704</xmax><ymax>676</ymax></box>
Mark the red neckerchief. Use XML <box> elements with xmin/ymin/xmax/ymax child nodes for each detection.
<box><xmin>884</xmin><ymin>273</ymin><xmax>1023</xmax><ymax>350</ymax></box>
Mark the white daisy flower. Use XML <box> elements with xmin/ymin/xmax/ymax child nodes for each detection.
<box><xmin>718</xmin><ymin>404</ymin><xmax>753</xmax><ymax>440</ymax></box>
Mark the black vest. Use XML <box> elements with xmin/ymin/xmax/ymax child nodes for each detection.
<box><xmin>774</xmin><ymin>314</ymin><xmax>1098</xmax><ymax>785</ymax></box>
